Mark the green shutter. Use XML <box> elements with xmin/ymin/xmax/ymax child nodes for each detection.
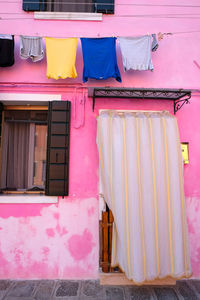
<box><xmin>0</xmin><ymin>102</ymin><xmax>3</xmax><ymax>147</ymax></box>
<box><xmin>94</xmin><ymin>0</ymin><xmax>114</xmax><ymax>14</ymax></box>
<box><xmin>23</xmin><ymin>0</ymin><xmax>45</xmax><ymax>11</ymax></box>
<box><xmin>45</xmin><ymin>101</ymin><xmax>71</xmax><ymax>196</ymax></box>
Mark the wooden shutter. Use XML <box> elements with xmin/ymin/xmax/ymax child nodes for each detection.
<box><xmin>95</xmin><ymin>0</ymin><xmax>114</xmax><ymax>14</ymax></box>
<box><xmin>23</xmin><ymin>0</ymin><xmax>45</xmax><ymax>11</ymax></box>
<box><xmin>0</xmin><ymin>103</ymin><xmax>4</xmax><ymax>191</ymax></box>
<box><xmin>45</xmin><ymin>101</ymin><xmax>71</xmax><ymax>196</ymax></box>
<box><xmin>0</xmin><ymin>103</ymin><xmax>3</xmax><ymax>147</ymax></box>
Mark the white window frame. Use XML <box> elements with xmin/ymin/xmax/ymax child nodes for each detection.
<box><xmin>34</xmin><ymin>11</ymin><xmax>102</xmax><ymax>21</ymax></box>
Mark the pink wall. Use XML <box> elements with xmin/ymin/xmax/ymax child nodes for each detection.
<box><xmin>0</xmin><ymin>0</ymin><xmax>200</xmax><ymax>279</ymax></box>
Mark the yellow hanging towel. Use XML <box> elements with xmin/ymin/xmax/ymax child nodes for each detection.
<box><xmin>45</xmin><ymin>37</ymin><xmax>78</xmax><ymax>79</ymax></box>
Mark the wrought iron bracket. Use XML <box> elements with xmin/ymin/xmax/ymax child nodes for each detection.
<box><xmin>174</xmin><ymin>94</ymin><xmax>191</xmax><ymax>114</ymax></box>
<box><xmin>91</xmin><ymin>88</ymin><xmax>192</xmax><ymax>114</ymax></box>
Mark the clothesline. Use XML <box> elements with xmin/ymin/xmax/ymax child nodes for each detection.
<box><xmin>1</xmin><ymin>33</ymin><xmax>157</xmax><ymax>38</ymax></box>
<box><xmin>1</xmin><ymin>30</ymin><xmax>200</xmax><ymax>39</ymax></box>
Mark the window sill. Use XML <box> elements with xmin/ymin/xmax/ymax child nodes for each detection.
<box><xmin>34</xmin><ymin>11</ymin><xmax>102</xmax><ymax>21</ymax></box>
<box><xmin>0</xmin><ymin>195</ymin><xmax>58</xmax><ymax>203</ymax></box>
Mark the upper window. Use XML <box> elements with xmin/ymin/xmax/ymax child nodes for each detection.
<box><xmin>23</xmin><ymin>0</ymin><xmax>115</xmax><ymax>14</ymax></box>
<box><xmin>0</xmin><ymin>101</ymin><xmax>71</xmax><ymax>196</ymax></box>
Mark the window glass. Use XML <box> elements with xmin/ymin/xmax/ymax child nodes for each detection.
<box><xmin>33</xmin><ymin>125</ymin><xmax>47</xmax><ymax>188</ymax></box>
<box><xmin>23</xmin><ymin>0</ymin><xmax>115</xmax><ymax>14</ymax></box>
<box><xmin>46</xmin><ymin>0</ymin><xmax>94</xmax><ymax>13</ymax></box>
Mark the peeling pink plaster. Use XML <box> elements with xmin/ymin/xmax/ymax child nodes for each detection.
<box><xmin>54</xmin><ymin>213</ymin><xmax>60</xmax><ymax>220</ymax></box>
<box><xmin>187</xmin><ymin>218</ymin><xmax>195</xmax><ymax>235</ymax></box>
<box><xmin>42</xmin><ymin>247</ymin><xmax>50</xmax><ymax>262</ymax></box>
<box><xmin>56</xmin><ymin>225</ymin><xmax>68</xmax><ymax>237</ymax></box>
<box><xmin>68</xmin><ymin>229</ymin><xmax>94</xmax><ymax>261</ymax></box>
<box><xmin>0</xmin><ymin>248</ymin><xmax>9</xmax><ymax>278</ymax></box>
<box><xmin>46</xmin><ymin>228</ymin><xmax>55</xmax><ymax>238</ymax></box>
<box><xmin>0</xmin><ymin>204</ymin><xmax>46</xmax><ymax>218</ymax></box>
<box><xmin>88</xmin><ymin>207</ymin><xmax>95</xmax><ymax>217</ymax></box>
<box><xmin>185</xmin><ymin>197</ymin><xmax>200</xmax><ymax>277</ymax></box>
<box><xmin>60</xmin><ymin>265</ymin><xmax>97</xmax><ymax>280</ymax></box>
<box><xmin>0</xmin><ymin>198</ymin><xmax>98</xmax><ymax>279</ymax></box>
<box><xmin>14</xmin><ymin>248</ymin><xmax>24</xmax><ymax>265</ymax></box>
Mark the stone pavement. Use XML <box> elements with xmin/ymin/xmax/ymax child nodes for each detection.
<box><xmin>0</xmin><ymin>279</ymin><xmax>200</xmax><ymax>300</ymax></box>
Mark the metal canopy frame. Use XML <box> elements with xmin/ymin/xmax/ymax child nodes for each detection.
<box><xmin>92</xmin><ymin>88</ymin><xmax>192</xmax><ymax>114</ymax></box>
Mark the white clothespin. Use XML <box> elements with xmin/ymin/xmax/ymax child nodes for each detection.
<box><xmin>158</xmin><ymin>32</ymin><xmax>164</xmax><ymax>41</ymax></box>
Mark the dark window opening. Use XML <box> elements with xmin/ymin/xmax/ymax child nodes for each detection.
<box><xmin>23</xmin><ymin>0</ymin><xmax>115</xmax><ymax>14</ymax></box>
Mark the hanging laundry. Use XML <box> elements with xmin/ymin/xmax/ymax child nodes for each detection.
<box><xmin>0</xmin><ymin>35</ymin><xmax>14</xmax><ymax>67</ymax></box>
<box><xmin>119</xmin><ymin>35</ymin><xmax>156</xmax><ymax>71</ymax></box>
<box><xmin>20</xmin><ymin>36</ymin><xmax>44</xmax><ymax>62</ymax></box>
<box><xmin>151</xmin><ymin>34</ymin><xmax>159</xmax><ymax>52</ymax></box>
<box><xmin>45</xmin><ymin>37</ymin><xmax>78</xmax><ymax>80</ymax></box>
<box><xmin>81</xmin><ymin>37</ymin><xmax>121</xmax><ymax>82</ymax></box>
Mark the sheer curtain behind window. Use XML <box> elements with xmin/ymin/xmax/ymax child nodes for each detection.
<box><xmin>1</xmin><ymin>122</ymin><xmax>34</xmax><ymax>190</ymax></box>
<box><xmin>46</xmin><ymin>0</ymin><xmax>94</xmax><ymax>12</ymax></box>
<box><xmin>97</xmin><ymin>110</ymin><xmax>191</xmax><ymax>283</ymax></box>
<box><xmin>1</xmin><ymin>122</ymin><xmax>30</xmax><ymax>190</ymax></box>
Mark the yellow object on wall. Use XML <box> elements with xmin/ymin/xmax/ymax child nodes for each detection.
<box><xmin>181</xmin><ymin>143</ymin><xmax>189</xmax><ymax>164</ymax></box>
<box><xmin>45</xmin><ymin>37</ymin><xmax>78</xmax><ymax>80</ymax></box>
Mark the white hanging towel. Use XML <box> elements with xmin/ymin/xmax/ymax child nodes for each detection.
<box><xmin>20</xmin><ymin>36</ymin><xmax>44</xmax><ymax>62</ymax></box>
<box><xmin>0</xmin><ymin>34</ymin><xmax>13</xmax><ymax>40</ymax></box>
<box><xmin>119</xmin><ymin>35</ymin><xmax>154</xmax><ymax>71</ymax></box>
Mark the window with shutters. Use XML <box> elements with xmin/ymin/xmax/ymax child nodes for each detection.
<box><xmin>23</xmin><ymin>0</ymin><xmax>115</xmax><ymax>14</ymax></box>
<box><xmin>0</xmin><ymin>101</ymin><xmax>71</xmax><ymax>197</ymax></box>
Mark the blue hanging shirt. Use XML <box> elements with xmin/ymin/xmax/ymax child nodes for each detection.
<box><xmin>81</xmin><ymin>37</ymin><xmax>121</xmax><ymax>82</ymax></box>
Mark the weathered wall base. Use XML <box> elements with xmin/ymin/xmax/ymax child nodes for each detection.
<box><xmin>0</xmin><ymin>197</ymin><xmax>99</xmax><ymax>279</ymax></box>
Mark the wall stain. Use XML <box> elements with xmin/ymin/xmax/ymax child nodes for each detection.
<box><xmin>88</xmin><ymin>206</ymin><xmax>95</xmax><ymax>217</ymax></box>
<box><xmin>46</xmin><ymin>228</ymin><xmax>55</xmax><ymax>238</ymax></box>
<box><xmin>0</xmin><ymin>204</ymin><xmax>48</xmax><ymax>219</ymax></box>
<box><xmin>68</xmin><ymin>229</ymin><xmax>94</xmax><ymax>261</ymax></box>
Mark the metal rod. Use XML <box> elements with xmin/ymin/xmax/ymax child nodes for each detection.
<box><xmin>92</xmin><ymin>87</ymin><xmax>192</xmax><ymax>113</ymax></box>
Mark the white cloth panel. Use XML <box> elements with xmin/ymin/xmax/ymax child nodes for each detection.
<box><xmin>118</xmin><ymin>36</ymin><xmax>153</xmax><ymax>71</ymax></box>
<box><xmin>0</xmin><ymin>35</ymin><xmax>13</xmax><ymax>40</ymax></box>
<box><xmin>97</xmin><ymin>111</ymin><xmax>191</xmax><ymax>283</ymax></box>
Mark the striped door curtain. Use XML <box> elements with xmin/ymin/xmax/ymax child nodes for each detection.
<box><xmin>97</xmin><ymin>110</ymin><xmax>191</xmax><ymax>284</ymax></box>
